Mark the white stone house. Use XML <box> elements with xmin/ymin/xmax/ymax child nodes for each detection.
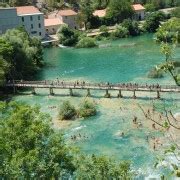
<box><xmin>0</xmin><ymin>8</ymin><xmax>19</xmax><ymax>34</ymax></box>
<box><xmin>44</xmin><ymin>18</ymin><xmax>64</xmax><ymax>35</ymax></box>
<box><xmin>16</xmin><ymin>6</ymin><xmax>45</xmax><ymax>38</ymax></box>
<box><xmin>48</xmin><ymin>9</ymin><xmax>78</xmax><ymax>29</ymax></box>
<box><xmin>132</xmin><ymin>4</ymin><xmax>145</xmax><ymax>20</ymax></box>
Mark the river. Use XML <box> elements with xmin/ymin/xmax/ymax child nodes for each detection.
<box><xmin>12</xmin><ymin>34</ymin><xmax>180</xmax><ymax>178</ymax></box>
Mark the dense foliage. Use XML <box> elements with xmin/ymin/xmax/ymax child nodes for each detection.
<box><xmin>58</xmin><ymin>25</ymin><xmax>79</xmax><ymax>46</ymax></box>
<box><xmin>171</xmin><ymin>7</ymin><xmax>180</xmax><ymax>18</ymax></box>
<box><xmin>155</xmin><ymin>17</ymin><xmax>180</xmax><ymax>43</ymax></box>
<box><xmin>111</xmin><ymin>25</ymin><xmax>129</xmax><ymax>39</ymax></box>
<box><xmin>122</xmin><ymin>19</ymin><xmax>140</xmax><ymax>36</ymax></box>
<box><xmin>106</xmin><ymin>0</ymin><xmax>134</xmax><ymax>25</ymax></box>
<box><xmin>0</xmin><ymin>28</ymin><xmax>43</xmax><ymax>83</ymax></box>
<box><xmin>143</xmin><ymin>11</ymin><xmax>166</xmax><ymax>32</ymax></box>
<box><xmin>76</xmin><ymin>37</ymin><xmax>97</xmax><ymax>48</ymax></box>
<box><xmin>0</xmin><ymin>101</ymin><xmax>75</xmax><ymax>178</ymax></box>
<box><xmin>78</xmin><ymin>100</ymin><xmax>97</xmax><ymax>117</ymax></box>
<box><xmin>74</xmin><ymin>154</ymin><xmax>132</xmax><ymax>179</ymax></box>
<box><xmin>58</xmin><ymin>101</ymin><xmax>77</xmax><ymax>120</ymax></box>
<box><xmin>0</xmin><ymin>101</ymin><xmax>132</xmax><ymax>178</ymax></box>
<box><xmin>0</xmin><ymin>57</ymin><xmax>9</xmax><ymax>86</ymax></box>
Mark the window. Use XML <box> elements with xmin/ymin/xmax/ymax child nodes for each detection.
<box><xmin>22</xmin><ymin>17</ymin><xmax>24</xmax><ymax>22</ymax></box>
<box><xmin>30</xmin><ymin>16</ymin><xmax>33</xmax><ymax>21</ymax></box>
<box><xmin>65</xmin><ymin>16</ymin><xmax>67</xmax><ymax>19</ymax></box>
<box><xmin>31</xmin><ymin>31</ymin><xmax>37</xmax><ymax>34</ymax></box>
<box><xmin>39</xmin><ymin>32</ymin><xmax>41</xmax><ymax>36</ymax></box>
<box><xmin>39</xmin><ymin>23</ymin><xmax>41</xmax><ymax>28</ymax></box>
<box><xmin>31</xmin><ymin>24</ymin><xmax>33</xmax><ymax>29</ymax></box>
<box><xmin>38</xmin><ymin>15</ymin><xmax>40</xmax><ymax>20</ymax></box>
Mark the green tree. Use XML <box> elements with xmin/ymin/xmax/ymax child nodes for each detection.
<box><xmin>74</xmin><ymin>154</ymin><xmax>132</xmax><ymax>179</ymax></box>
<box><xmin>111</xmin><ymin>25</ymin><xmax>129</xmax><ymax>39</ymax></box>
<box><xmin>0</xmin><ymin>102</ymin><xmax>76</xmax><ymax>178</ymax></box>
<box><xmin>0</xmin><ymin>27</ymin><xmax>44</xmax><ymax>80</ymax></box>
<box><xmin>122</xmin><ymin>19</ymin><xmax>140</xmax><ymax>36</ymax></box>
<box><xmin>0</xmin><ymin>57</ymin><xmax>9</xmax><ymax>86</ymax></box>
<box><xmin>106</xmin><ymin>0</ymin><xmax>134</xmax><ymax>24</ymax></box>
<box><xmin>155</xmin><ymin>17</ymin><xmax>180</xmax><ymax>43</ymax></box>
<box><xmin>58</xmin><ymin>25</ymin><xmax>79</xmax><ymax>46</ymax></box>
<box><xmin>76</xmin><ymin>37</ymin><xmax>97</xmax><ymax>48</ymax></box>
<box><xmin>143</xmin><ymin>11</ymin><xmax>166</xmax><ymax>32</ymax></box>
<box><xmin>58</xmin><ymin>101</ymin><xmax>77</xmax><ymax>120</ymax></box>
<box><xmin>171</xmin><ymin>7</ymin><xmax>180</xmax><ymax>18</ymax></box>
<box><xmin>77</xmin><ymin>100</ymin><xmax>97</xmax><ymax>117</ymax></box>
<box><xmin>79</xmin><ymin>0</ymin><xmax>94</xmax><ymax>29</ymax></box>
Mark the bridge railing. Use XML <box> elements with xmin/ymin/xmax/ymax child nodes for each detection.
<box><xmin>6</xmin><ymin>80</ymin><xmax>180</xmax><ymax>90</ymax></box>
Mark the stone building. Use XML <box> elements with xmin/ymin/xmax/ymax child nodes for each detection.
<box><xmin>16</xmin><ymin>6</ymin><xmax>45</xmax><ymax>38</ymax></box>
<box><xmin>0</xmin><ymin>8</ymin><xmax>19</xmax><ymax>34</ymax></box>
<box><xmin>0</xmin><ymin>6</ymin><xmax>45</xmax><ymax>38</ymax></box>
<box><xmin>45</xmin><ymin>18</ymin><xmax>64</xmax><ymax>35</ymax></box>
<box><xmin>48</xmin><ymin>9</ymin><xmax>78</xmax><ymax>29</ymax></box>
<box><xmin>132</xmin><ymin>4</ymin><xmax>145</xmax><ymax>20</ymax></box>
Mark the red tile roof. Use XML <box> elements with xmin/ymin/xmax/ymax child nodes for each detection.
<box><xmin>44</xmin><ymin>18</ymin><xmax>64</xmax><ymax>27</ymax></box>
<box><xmin>58</xmin><ymin>9</ymin><xmax>77</xmax><ymax>16</ymax></box>
<box><xmin>93</xmin><ymin>9</ymin><xmax>106</xmax><ymax>17</ymax></box>
<box><xmin>16</xmin><ymin>6</ymin><xmax>41</xmax><ymax>15</ymax></box>
<box><xmin>132</xmin><ymin>4</ymin><xmax>145</xmax><ymax>11</ymax></box>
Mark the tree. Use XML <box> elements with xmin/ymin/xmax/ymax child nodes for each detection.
<box><xmin>171</xmin><ymin>7</ymin><xmax>180</xmax><ymax>18</ymax></box>
<box><xmin>143</xmin><ymin>11</ymin><xmax>166</xmax><ymax>32</ymax></box>
<box><xmin>155</xmin><ymin>18</ymin><xmax>180</xmax><ymax>43</ymax></box>
<box><xmin>77</xmin><ymin>100</ymin><xmax>97</xmax><ymax>117</ymax></box>
<box><xmin>122</xmin><ymin>19</ymin><xmax>140</xmax><ymax>36</ymax></box>
<box><xmin>0</xmin><ymin>57</ymin><xmax>9</xmax><ymax>86</ymax></box>
<box><xmin>0</xmin><ymin>27</ymin><xmax>44</xmax><ymax>80</ymax></box>
<box><xmin>158</xmin><ymin>42</ymin><xmax>180</xmax><ymax>86</ymax></box>
<box><xmin>76</xmin><ymin>37</ymin><xmax>97</xmax><ymax>48</ymax></box>
<box><xmin>106</xmin><ymin>0</ymin><xmax>134</xmax><ymax>24</ymax></box>
<box><xmin>79</xmin><ymin>0</ymin><xmax>94</xmax><ymax>29</ymax></box>
<box><xmin>0</xmin><ymin>102</ymin><xmax>76</xmax><ymax>178</ymax></box>
<box><xmin>74</xmin><ymin>154</ymin><xmax>132</xmax><ymax>179</ymax></box>
<box><xmin>111</xmin><ymin>25</ymin><xmax>129</xmax><ymax>39</ymax></box>
<box><xmin>57</xmin><ymin>25</ymin><xmax>79</xmax><ymax>46</ymax></box>
<box><xmin>58</xmin><ymin>101</ymin><xmax>77</xmax><ymax>120</ymax></box>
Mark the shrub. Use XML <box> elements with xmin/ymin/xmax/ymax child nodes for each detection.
<box><xmin>171</xmin><ymin>7</ymin><xmax>180</xmax><ymax>18</ymax></box>
<box><xmin>76</xmin><ymin>37</ymin><xmax>97</xmax><ymax>48</ymax></box>
<box><xmin>99</xmin><ymin>25</ymin><xmax>109</xmax><ymax>37</ymax></box>
<box><xmin>122</xmin><ymin>19</ymin><xmax>140</xmax><ymax>36</ymax></box>
<box><xmin>143</xmin><ymin>12</ymin><xmax>166</xmax><ymax>33</ymax></box>
<box><xmin>111</xmin><ymin>25</ymin><xmax>129</xmax><ymax>39</ymax></box>
<box><xmin>78</xmin><ymin>100</ymin><xmax>97</xmax><ymax>118</ymax></box>
<box><xmin>59</xmin><ymin>101</ymin><xmax>77</xmax><ymax>120</ymax></box>
<box><xmin>148</xmin><ymin>68</ymin><xmax>164</xmax><ymax>78</ymax></box>
<box><xmin>144</xmin><ymin>3</ymin><xmax>156</xmax><ymax>12</ymax></box>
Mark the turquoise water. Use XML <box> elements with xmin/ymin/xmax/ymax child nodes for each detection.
<box><xmin>12</xmin><ymin>34</ymin><xmax>180</xmax><ymax>178</ymax></box>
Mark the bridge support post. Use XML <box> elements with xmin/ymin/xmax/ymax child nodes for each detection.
<box><xmin>104</xmin><ymin>89</ymin><xmax>110</xmax><ymax>98</ymax></box>
<box><xmin>32</xmin><ymin>87</ymin><xmax>36</xmax><ymax>95</ymax></box>
<box><xmin>86</xmin><ymin>89</ymin><xmax>91</xmax><ymax>97</ymax></box>
<box><xmin>157</xmin><ymin>91</ymin><xmax>160</xmax><ymax>99</ymax></box>
<box><xmin>133</xmin><ymin>90</ymin><xmax>136</xmax><ymax>99</ymax></box>
<box><xmin>69</xmin><ymin>88</ymin><xmax>73</xmax><ymax>96</ymax></box>
<box><xmin>117</xmin><ymin>90</ymin><xmax>123</xmax><ymax>98</ymax></box>
<box><xmin>49</xmin><ymin>88</ymin><xmax>54</xmax><ymax>95</ymax></box>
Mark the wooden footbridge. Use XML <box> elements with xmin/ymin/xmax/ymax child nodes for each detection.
<box><xmin>4</xmin><ymin>80</ymin><xmax>180</xmax><ymax>99</ymax></box>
